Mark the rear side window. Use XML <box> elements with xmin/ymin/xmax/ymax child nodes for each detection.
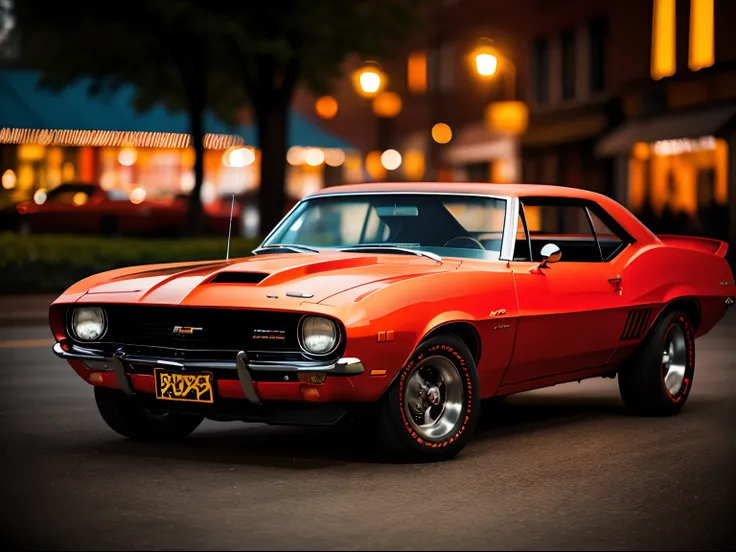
<box><xmin>516</xmin><ymin>198</ymin><xmax>631</xmax><ymax>263</ymax></box>
<box><xmin>587</xmin><ymin>210</ymin><xmax>625</xmax><ymax>260</ymax></box>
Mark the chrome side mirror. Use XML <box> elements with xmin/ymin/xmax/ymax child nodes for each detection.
<box><xmin>538</xmin><ymin>243</ymin><xmax>561</xmax><ymax>268</ymax></box>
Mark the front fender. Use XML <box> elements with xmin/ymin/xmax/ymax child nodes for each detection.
<box><xmin>414</xmin><ymin>310</ymin><xmax>478</xmax><ymax>351</ymax></box>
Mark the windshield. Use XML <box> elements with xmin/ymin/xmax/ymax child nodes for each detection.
<box><xmin>263</xmin><ymin>193</ymin><xmax>508</xmax><ymax>261</ymax></box>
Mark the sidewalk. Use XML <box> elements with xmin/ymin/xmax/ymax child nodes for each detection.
<box><xmin>0</xmin><ymin>294</ymin><xmax>57</xmax><ymax>327</ymax></box>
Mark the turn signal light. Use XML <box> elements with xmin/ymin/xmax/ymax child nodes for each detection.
<box><xmin>297</xmin><ymin>372</ymin><xmax>327</xmax><ymax>385</ymax></box>
<box><xmin>89</xmin><ymin>373</ymin><xmax>104</xmax><ymax>385</ymax></box>
<box><xmin>300</xmin><ymin>385</ymin><xmax>321</xmax><ymax>402</ymax></box>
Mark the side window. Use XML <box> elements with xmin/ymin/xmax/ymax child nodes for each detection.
<box><xmin>587</xmin><ymin>208</ymin><xmax>625</xmax><ymax>260</ymax></box>
<box><xmin>520</xmin><ymin>200</ymin><xmax>601</xmax><ymax>263</ymax></box>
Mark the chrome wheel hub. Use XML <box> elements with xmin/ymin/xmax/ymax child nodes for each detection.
<box><xmin>404</xmin><ymin>356</ymin><xmax>464</xmax><ymax>441</ymax></box>
<box><xmin>662</xmin><ymin>325</ymin><xmax>687</xmax><ymax>396</ymax></box>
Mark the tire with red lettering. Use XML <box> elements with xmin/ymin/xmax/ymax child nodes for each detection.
<box><xmin>377</xmin><ymin>334</ymin><xmax>480</xmax><ymax>461</ymax></box>
<box><xmin>94</xmin><ymin>387</ymin><xmax>204</xmax><ymax>441</ymax></box>
<box><xmin>618</xmin><ymin>309</ymin><xmax>695</xmax><ymax>416</ymax></box>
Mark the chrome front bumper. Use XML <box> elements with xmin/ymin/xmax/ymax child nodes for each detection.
<box><xmin>52</xmin><ymin>342</ymin><xmax>364</xmax><ymax>405</ymax></box>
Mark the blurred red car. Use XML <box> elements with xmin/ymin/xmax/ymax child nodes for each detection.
<box><xmin>0</xmin><ymin>182</ymin><xmax>238</xmax><ymax>236</ymax></box>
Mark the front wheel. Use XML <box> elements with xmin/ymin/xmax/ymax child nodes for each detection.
<box><xmin>377</xmin><ymin>334</ymin><xmax>481</xmax><ymax>461</ymax></box>
<box><xmin>94</xmin><ymin>387</ymin><xmax>204</xmax><ymax>441</ymax></box>
<box><xmin>618</xmin><ymin>309</ymin><xmax>695</xmax><ymax>416</ymax></box>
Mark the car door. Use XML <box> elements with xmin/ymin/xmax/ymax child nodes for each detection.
<box><xmin>501</xmin><ymin>197</ymin><xmax>631</xmax><ymax>385</ymax></box>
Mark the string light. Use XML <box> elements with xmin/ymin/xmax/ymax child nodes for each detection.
<box><xmin>0</xmin><ymin>128</ymin><xmax>244</xmax><ymax>150</ymax></box>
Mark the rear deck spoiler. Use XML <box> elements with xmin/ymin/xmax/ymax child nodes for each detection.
<box><xmin>657</xmin><ymin>234</ymin><xmax>729</xmax><ymax>258</ymax></box>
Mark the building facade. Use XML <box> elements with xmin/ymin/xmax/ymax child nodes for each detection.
<box><xmin>305</xmin><ymin>0</ymin><xmax>735</xmax><ymax>250</ymax></box>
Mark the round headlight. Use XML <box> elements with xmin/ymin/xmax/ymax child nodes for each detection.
<box><xmin>300</xmin><ymin>316</ymin><xmax>339</xmax><ymax>356</ymax></box>
<box><xmin>72</xmin><ymin>307</ymin><xmax>107</xmax><ymax>341</ymax></box>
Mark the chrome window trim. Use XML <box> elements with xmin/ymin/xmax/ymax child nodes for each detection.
<box><xmin>500</xmin><ymin>197</ymin><xmax>519</xmax><ymax>262</ymax></box>
<box><xmin>260</xmin><ymin>191</ymin><xmax>515</xmax><ymax>263</ymax></box>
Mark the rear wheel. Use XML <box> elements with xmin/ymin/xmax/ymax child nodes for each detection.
<box><xmin>94</xmin><ymin>387</ymin><xmax>203</xmax><ymax>441</ymax></box>
<box><xmin>618</xmin><ymin>309</ymin><xmax>695</xmax><ymax>416</ymax></box>
<box><xmin>376</xmin><ymin>334</ymin><xmax>481</xmax><ymax>461</ymax></box>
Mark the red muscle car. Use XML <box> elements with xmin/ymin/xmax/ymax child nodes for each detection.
<box><xmin>49</xmin><ymin>183</ymin><xmax>736</xmax><ymax>461</ymax></box>
<box><xmin>1</xmin><ymin>182</ymin><xmax>237</xmax><ymax>236</ymax></box>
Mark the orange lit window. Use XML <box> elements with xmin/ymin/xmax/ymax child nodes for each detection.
<box><xmin>407</xmin><ymin>51</ymin><xmax>427</xmax><ymax>94</ymax></box>
<box><xmin>651</xmin><ymin>0</ymin><xmax>676</xmax><ymax>80</ymax></box>
<box><xmin>689</xmin><ymin>0</ymin><xmax>714</xmax><ymax>71</ymax></box>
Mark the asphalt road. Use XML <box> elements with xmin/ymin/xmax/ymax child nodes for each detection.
<box><xmin>0</xmin><ymin>316</ymin><xmax>734</xmax><ymax>551</ymax></box>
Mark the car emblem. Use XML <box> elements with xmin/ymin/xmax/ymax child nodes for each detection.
<box><xmin>172</xmin><ymin>326</ymin><xmax>203</xmax><ymax>335</ymax></box>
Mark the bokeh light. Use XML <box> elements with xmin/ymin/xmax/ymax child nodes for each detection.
<box><xmin>129</xmin><ymin>187</ymin><xmax>147</xmax><ymax>204</ymax></box>
<box><xmin>304</xmin><ymin>148</ymin><xmax>325</xmax><ymax>167</ymax></box>
<box><xmin>227</xmin><ymin>147</ymin><xmax>256</xmax><ymax>168</ymax></box>
<box><xmin>431</xmin><ymin>123</ymin><xmax>453</xmax><ymax>144</ymax></box>
<box><xmin>33</xmin><ymin>188</ymin><xmax>48</xmax><ymax>205</ymax></box>
<box><xmin>403</xmin><ymin>149</ymin><xmax>425</xmax><ymax>180</ymax></box>
<box><xmin>372</xmin><ymin>92</ymin><xmax>402</xmax><ymax>118</ymax></box>
<box><xmin>315</xmin><ymin>96</ymin><xmax>338</xmax><ymax>119</ymax></box>
<box><xmin>287</xmin><ymin>146</ymin><xmax>306</xmax><ymax>165</ymax></box>
<box><xmin>324</xmin><ymin>149</ymin><xmax>346</xmax><ymax>167</ymax></box>
<box><xmin>118</xmin><ymin>147</ymin><xmax>138</xmax><ymax>166</ymax></box>
<box><xmin>2</xmin><ymin>169</ymin><xmax>16</xmax><ymax>189</ymax></box>
<box><xmin>381</xmin><ymin>149</ymin><xmax>402</xmax><ymax>170</ymax></box>
<box><xmin>366</xmin><ymin>151</ymin><xmax>386</xmax><ymax>180</ymax></box>
<box><xmin>180</xmin><ymin>172</ymin><xmax>195</xmax><ymax>192</ymax></box>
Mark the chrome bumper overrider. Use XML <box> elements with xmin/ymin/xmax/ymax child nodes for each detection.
<box><xmin>52</xmin><ymin>342</ymin><xmax>364</xmax><ymax>404</ymax></box>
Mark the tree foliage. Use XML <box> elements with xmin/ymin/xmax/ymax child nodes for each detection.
<box><xmin>18</xmin><ymin>0</ymin><xmax>422</xmax><ymax>236</ymax></box>
<box><xmin>17</xmin><ymin>0</ymin><xmax>243</xmax><ymax>231</ymax></box>
<box><xmin>208</xmin><ymin>0</ymin><xmax>423</xmax><ymax>234</ymax></box>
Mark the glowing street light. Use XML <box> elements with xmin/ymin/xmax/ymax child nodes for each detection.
<box><xmin>352</xmin><ymin>63</ymin><xmax>386</xmax><ymax>98</ymax></box>
<box><xmin>360</xmin><ymin>71</ymin><xmax>381</xmax><ymax>93</ymax></box>
<box><xmin>475</xmin><ymin>52</ymin><xmax>498</xmax><ymax>77</ymax></box>
<box><xmin>470</xmin><ymin>40</ymin><xmax>519</xmax><ymax>100</ymax></box>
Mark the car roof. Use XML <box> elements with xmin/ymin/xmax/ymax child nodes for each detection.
<box><xmin>307</xmin><ymin>182</ymin><xmax>659</xmax><ymax>244</ymax></box>
<box><xmin>312</xmin><ymin>182</ymin><xmax>607</xmax><ymax>200</ymax></box>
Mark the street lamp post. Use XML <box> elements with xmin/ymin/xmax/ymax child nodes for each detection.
<box><xmin>470</xmin><ymin>41</ymin><xmax>528</xmax><ymax>184</ymax></box>
<box><xmin>471</xmin><ymin>42</ymin><xmax>517</xmax><ymax>101</ymax></box>
<box><xmin>352</xmin><ymin>62</ymin><xmax>405</xmax><ymax>180</ymax></box>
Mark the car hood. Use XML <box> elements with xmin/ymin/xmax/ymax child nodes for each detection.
<box><xmin>73</xmin><ymin>251</ymin><xmax>462</xmax><ymax>310</ymax></box>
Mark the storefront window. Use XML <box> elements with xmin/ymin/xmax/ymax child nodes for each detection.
<box><xmin>628</xmin><ymin>136</ymin><xmax>728</xmax><ymax>238</ymax></box>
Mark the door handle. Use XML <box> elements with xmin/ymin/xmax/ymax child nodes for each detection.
<box><xmin>608</xmin><ymin>277</ymin><xmax>622</xmax><ymax>293</ymax></box>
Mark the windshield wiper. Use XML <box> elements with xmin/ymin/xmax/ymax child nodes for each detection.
<box><xmin>339</xmin><ymin>245</ymin><xmax>442</xmax><ymax>263</ymax></box>
<box><xmin>252</xmin><ymin>244</ymin><xmax>320</xmax><ymax>255</ymax></box>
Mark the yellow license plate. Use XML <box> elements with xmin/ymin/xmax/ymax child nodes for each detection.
<box><xmin>154</xmin><ymin>368</ymin><xmax>214</xmax><ymax>403</ymax></box>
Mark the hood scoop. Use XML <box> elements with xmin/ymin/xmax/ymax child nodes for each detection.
<box><xmin>208</xmin><ymin>272</ymin><xmax>269</xmax><ymax>284</ymax></box>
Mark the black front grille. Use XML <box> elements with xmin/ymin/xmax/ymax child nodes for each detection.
<box><xmin>68</xmin><ymin>305</ymin><xmax>303</xmax><ymax>353</ymax></box>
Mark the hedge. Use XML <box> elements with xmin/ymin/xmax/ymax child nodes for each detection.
<box><xmin>0</xmin><ymin>232</ymin><xmax>262</xmax><ymax>293</ymax></box>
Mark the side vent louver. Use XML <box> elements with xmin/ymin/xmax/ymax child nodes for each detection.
<box><xmin>208</xmin><ymin>272</ymin><xmax>269</xmax><ymax>284</ymax></box>
<box><xmin>621</xmin><ymin>308</ymin><xmax>652</xmax><ymax>340</ymax></box>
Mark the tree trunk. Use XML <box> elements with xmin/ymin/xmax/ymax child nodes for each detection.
<box><xmin>180</xmin><ymin>56</ymin><xmax>207</xmax><ymax>235</ymax></box>
<box><xmin>188</xmin><ymin>104</ymin><xmax>205</xmax><ymax>234</ymax></box>
<box><xmin>186</xmin><ymin>96</ymin><xmax>206</xmax><ymax>234</ymax></box>
<box><xmin>256</xmin><ymin>99</ymin><xmax>289</xmax><ymax>237</ymax></box>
